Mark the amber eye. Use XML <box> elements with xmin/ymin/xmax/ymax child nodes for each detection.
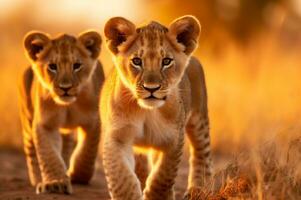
<box><xmin>131</xmin><ymin>57</ymin><xmax>142</xmax><ymax>67</ymax></box>
<box><xmin>48</xmin><ymin>63</ymin><xmax>57</xmax><ymax>72</ymax></box>
<box><xmin>73</xmin><ymin>62</ymin><xmax>82</xmax><ymax>72</ymax></box>
<box><xmin>162</xmin><ymin>58</ymin><xmax>173</xmax><ymax>67</ymax></box>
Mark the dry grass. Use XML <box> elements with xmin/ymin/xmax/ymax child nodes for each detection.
<box><xmin>200</xmin><ymin>34</ymin><xmax>301</xmax><ymax>151</ymax></box>
<box><xmin>185</xmin><ymin>137</ymin><xmax>301</xmax><ymax>200</ymax></box>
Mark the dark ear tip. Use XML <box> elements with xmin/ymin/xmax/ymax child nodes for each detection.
<box><xmin>104</xmin><ymin>17</ymin><xmax>126</xmax><ymax>34</ymax></box>
<box><xmin>79</xmin><ymin>30</ymin><xmax>102</xmax><ymax>43</ymax></box>
<box><xmin>23</xmin><ymin>31</ymin><xmax>50</xmax><ymax>61</ymax></box>
<box><xmin>169</xmin><ymin>16</ymin><xmax>201</xmax><ymax>55</ymax></box>
<box><xmin>79</xmin><ymin>30</ymin><xmax>101</xmax><ymax>36</ymax></box>
<box><xmin>23</xmin><ymin>31</ymin><xmax>49</xmax><ymax>49</ymax></box>
<box><xmin>105</xmin><ymin>17</ymin><xmax>131</xmax><ymax>27</ymax></box>
<box><xmin>187</xmin><ymin>15</ymin><xmax>201</xmax><ymax>30</ymax></box>
<box><xmin>106</xmin><ymin>16</ymin><xmax>129</xmax><ymax>23</ymax></box>
<box><xmin>78</xmin><ymin>30</ymin><xmax>102</xmax><ymax>58</ymax></box>
<box><xmin>169</xmin><ymin>15</ymin><xmax>201</xmax><ymax>38</ymax></box>
<box><xmin>104</xmin><ymin>17</ymin><xmax>135</xmax><ymax>38</ymax></box>
<box><xmin>179</xmin><ymin>15</ymin><xmax>199</xmax><ymax>21</ymax></box>
<box><xmin>175</xmin><ymin>15</ymin><xmax>201</xmax><ymax>30</ymax></box>
<box><xmin>177</xmin><ymin>15</ymin><xmax>199</xmax><ymax>22</ymax></box>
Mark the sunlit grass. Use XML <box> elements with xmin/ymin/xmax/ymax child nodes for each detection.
<box><xmin>199</xmin><ymin>35</ymin><xmax>301</xmax><ymax>151</ymax></box>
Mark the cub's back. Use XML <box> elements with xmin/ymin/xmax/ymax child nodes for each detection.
<box><xmin>89</xmin><ymin>61</ymin><xmax>105</xmax><ymax>96</ymax></box>
<box><xmin>186</xmin><ymin>57</ymin><xmax>208</xmax><ymax>116</ymax></box>
<box><xmin>18</xmin><ymin>67</ymin><xmax>34</xmax><ymax>124</ymax></box>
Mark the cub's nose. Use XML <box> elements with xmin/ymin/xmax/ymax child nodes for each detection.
<box><xmin>59</xmin><ymin>83</ymin><xmax>72</xmax><ymax>93</ymax></box>
<box><xmin>143</xmin><ymin>83</ymin><xmax>161</xmax><ymax>93</ymax></box>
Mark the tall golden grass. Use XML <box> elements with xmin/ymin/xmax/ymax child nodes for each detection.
<box><xmin>186</xmin><ymin>137</ymin><xmax>301</xmax><ymax>199</ymax></box>
<box><xmin>200</xmin><ymin>34</ymin><xmax>301</xmax><ymax>151</ymax></box>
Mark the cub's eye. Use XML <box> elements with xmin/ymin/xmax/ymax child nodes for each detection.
<box><xmin>48</xmin><ymin>63</ymin><xmax>57</xmax><ymax>72</ymax></box>
<box><xmin>162</xmin><ymin>58</ymin><xmax>173</xmax><ymax>67</ymax></box>
<box><xmin>73</xmin><ymin>62</ymin><xmax>82</xmax><ymax>72</ymax></box>
<box><xmin>131</xmin><ymin>57</ymin><xmax>142</xmax><ymax>67</ymax></box>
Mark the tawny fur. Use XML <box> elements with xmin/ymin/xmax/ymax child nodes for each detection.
<box><xmin>101</xmin><ymin>16</ymin><xmax>212</xmax><ymax>200</ymax></box>
<box><xmin>18</xmin><ymin>31</ymin><xmax>104</xmax><ymax>194</ymax></box>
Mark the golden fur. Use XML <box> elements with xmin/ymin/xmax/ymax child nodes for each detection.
<box><xmin>100</xmin><ymin>16</ymin><xmax>212</xmax><ymax>200</ymax></box>
<box><xmin>18</xmin><ymin>31</ymin><xmax>104</xmax><ymax>194</ymax></box>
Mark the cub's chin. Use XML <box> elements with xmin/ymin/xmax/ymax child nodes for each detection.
<box><xmin>137</xmin><ymin>98</ymin><xmax>165</xmax><ymax>109</ymax></box>
<box><xmin>54</xmin><ymin>95</ymin><xmax>77</xmax><ymax>106</ymax></box>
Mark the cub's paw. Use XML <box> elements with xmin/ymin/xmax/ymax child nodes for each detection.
<box><xmin>183</xmin><ymin>187</ymin><xmax>204</xmax><ymax>200</ymax></box>
<box><xmin>183</xmin><ymin>191</ymin><xmax>191</xmax><ymax>200</ymax></box>
<box><xmin>36</xmin><ymin>178</ymin><xmax>72</xmax><ymax>194</ymax></box>
<box><xmin>68</xmin><ymin>171</ymin><xmax>91</xmax><ymax>185</ymax></box>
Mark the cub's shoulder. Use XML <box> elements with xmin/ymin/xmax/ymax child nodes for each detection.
<box><xmin>92</xmin><ymin>61</ymin><xmax>105</xmax><ymax>87</ymax></box>
<box><xmin>19</xmin><ymin>66</ymin><xmax>34</xmax><ymax>98</ymax></box>
<box><xmin>187</xmin><ymin>56</ymin><xmax>204</xmax><ymax>73</ymax></box>
<box><xmin>18</xmin><ymin>66</ymin><xmax>34</xmax><ymax>119</ymax></box>
<box><xmin>186</xmin><ymin>56</ymin><xmax>205</xmax><ymax>82</ymax></box>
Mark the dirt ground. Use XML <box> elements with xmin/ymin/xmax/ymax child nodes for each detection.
<box><xmin>0</xmin><ymin>149</ymin><xmax>226</xmax><ymax>200</ymax></box>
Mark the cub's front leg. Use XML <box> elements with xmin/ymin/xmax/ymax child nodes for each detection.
<box><xmin>68</xmin><ymin>122</ymin><xmax>100</xmax><ymax>184</ymax></box>
<box><xmin>33</xmin><ymin>123</ymin><xmax>72</xmax><ymax>194</ymax></box>
<box><xmin>143</xmin><ymin>129</ymin><xmax>185</xmax><ymax>200</ymax></box>
<box><xmin>102</xmin><ymin>125</ymin><xmax>143</xmax><ymax>200</ymax></box>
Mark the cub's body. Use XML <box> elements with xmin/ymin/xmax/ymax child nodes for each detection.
<box><xmin>19</xmin><ymin>32</ymin><xmax>104</xmax><ymax>194</ymax></box>
<box><xmin>101</xmin><ymin>16</ymin><xmax>212</xmax><ymax>200</ymax></box>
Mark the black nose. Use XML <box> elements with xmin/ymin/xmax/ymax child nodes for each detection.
<box><xmin>59</xmin><ymin>86</ymin><xmax>72</xmax><ymax>93</ymax></box>
<box><xmin>143</xmin><ymin>84</ymin><xmax>161</xmax><ymax>93</ymax></box>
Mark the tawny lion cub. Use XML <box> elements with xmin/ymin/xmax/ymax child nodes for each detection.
<box><xmin>101</xmin><ymin>16</ymin><xmax>212</xmax><ymax>200</ymax></box>
<box><xmin>19</xmin><ymin>31</ymin><xmax>104</xmax><ymax>194</ymax></box>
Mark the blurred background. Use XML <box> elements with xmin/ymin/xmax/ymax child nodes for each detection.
<box><xmin>0</xmin><ymin>0</ymin><xmax>300</xmax><ymax>153</ymax></box>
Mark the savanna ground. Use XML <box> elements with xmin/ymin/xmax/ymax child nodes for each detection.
<box><xmin>0</xmin><ymin>146</ymin><xmax>229</xmax><ymax>200</ymax></box>
<box><xmin>0</xmin><ymin>0</ymin><xmax>301</xmax><ymax>199</ymax></box>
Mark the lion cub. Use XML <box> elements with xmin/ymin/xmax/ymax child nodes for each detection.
<box><xmin>101</xmin><ymin>16</ymin><xmax>212</xmax><ymax>200</ymax></box>
<box><xmin>19</xmin><ymin>31</ymin><xmax>104</xmax><ymax>194</ymax></box>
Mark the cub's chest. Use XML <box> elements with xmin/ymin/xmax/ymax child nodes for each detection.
<box><xmin>134</xmin><ymin>111</ymin><xmax>179</xmax><ymax>149</ymax></box>
<box><xmin>60</xmin><ymin>100</ymin><xmax>98</xmax><ymax>128</ymax></box>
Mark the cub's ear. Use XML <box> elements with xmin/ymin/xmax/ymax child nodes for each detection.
<box><xmin>78</xmin><ymin>31</ymin><xmax>102</xmax><ymax>59</ymax></box>
<box><xmin>104</xmin><ymin>17</ymin><xmax>136</xmax><ymax>54</ymax></box>
<box><xmin>168</xmin><ymin>15</ymin><xmax>201</xmax><ymax>55</ymax></box>
<box><xmin>24</xmin><ymin>31</ymin><xmax>50</xmax><ymax>61</ymax></box>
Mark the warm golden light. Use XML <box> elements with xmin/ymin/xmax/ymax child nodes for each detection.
<box><xmin>0</xmin><ymin>1</ymin><xmax>300</xmax><ymax>199</ymax></box>
<box><xmin>0</xmin><ymin>0</ymin><xmax>300</xmax><ymax>151</ymax></box>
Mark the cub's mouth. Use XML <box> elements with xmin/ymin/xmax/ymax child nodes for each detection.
<box><xmin>61</xmin><ymin>92</ymin><xmax>75</xmax><ymax>98</ymax></box>
<box><xmin>145</xmin><ymin>95</ymin><xmax>167</xmax><ymax>100</ymax></box>
<box><xmin>137</xmin><ymin>95</ymin><xmax>167</xmax><ymax>109</ymax></box>
<box><xmin>54</xmin><ymin>93</ymin><xmax>77</xmax><ymax>105</ymax></box>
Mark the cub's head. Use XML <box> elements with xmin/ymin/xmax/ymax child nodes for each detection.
<box><xmin>24</xmin><ymin>31</ymin><xmax>102</xmax><ymax>105</ymax></box>
<box><xmin>104</xmin><ymin>16</ymin><xmax>200</xmax><ymax>109</ymax></box>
